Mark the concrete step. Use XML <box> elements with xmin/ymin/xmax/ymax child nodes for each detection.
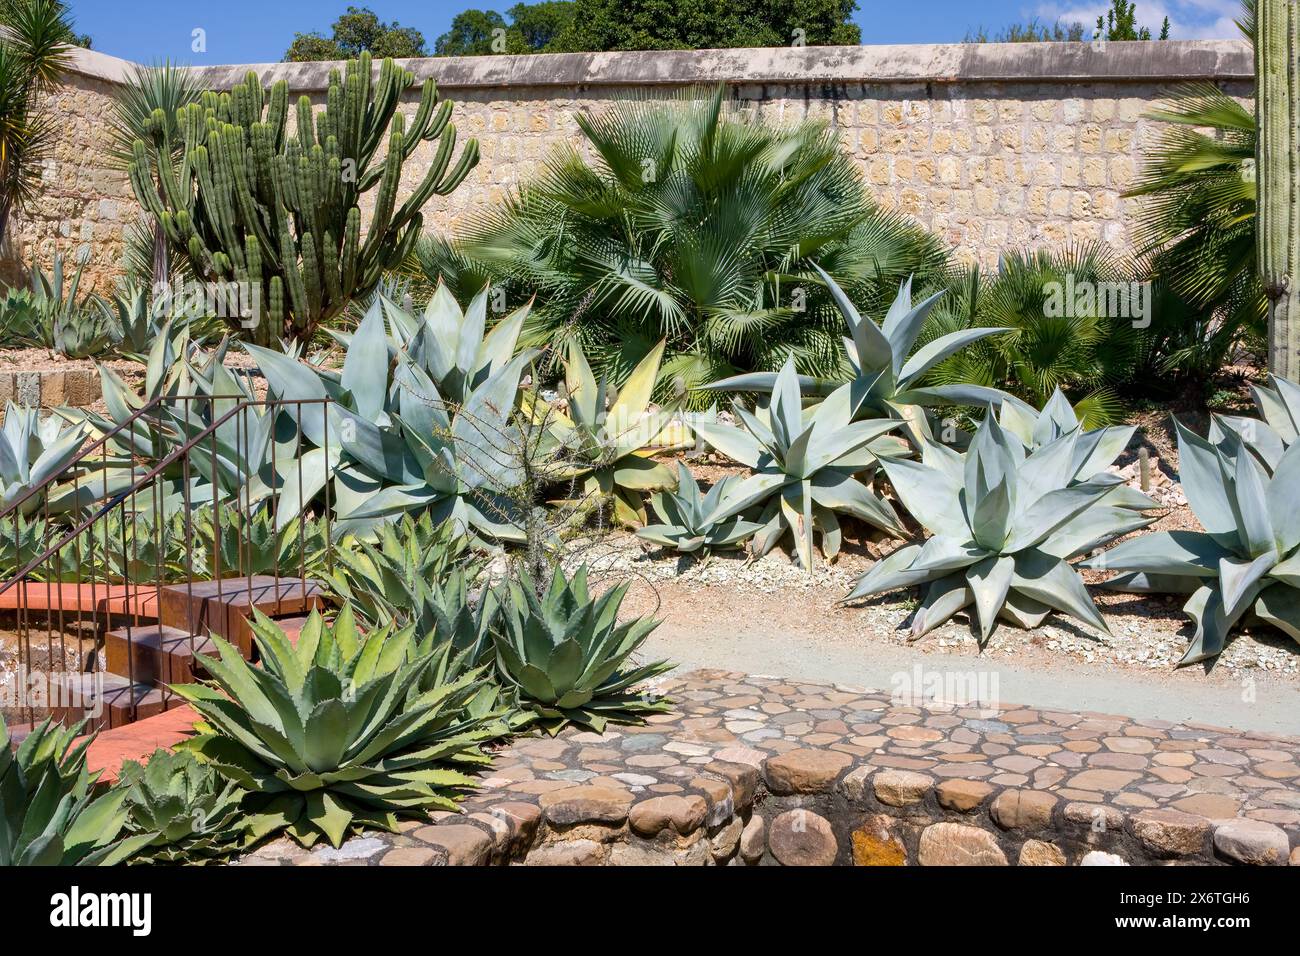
<box><xmin>158</xmin><ymin>576</ymin><xmax>324</xmax><ymax>656</ymax></box>
<box><xmin>48</xmin><ymin>671</ymin><xmax>186</xmax><ymax>731</ymax></box>
<box><xmin>104</xmin><ymin>623</ymin><xmax>216</xmax><ymax>685</ymax></box>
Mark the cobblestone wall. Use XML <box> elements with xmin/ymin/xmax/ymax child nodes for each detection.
<box><xmin>1</xmin><ymin>42</ymin><xmax>1253</xmax><ymax>293</ymax></box>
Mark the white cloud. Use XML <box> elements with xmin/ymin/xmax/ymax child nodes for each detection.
<box><xmin>1030</xmin><ymin>0</ymin><xmax>1245</xmax><ymax>40</ymax></box>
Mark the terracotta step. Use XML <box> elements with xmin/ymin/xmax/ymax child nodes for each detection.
<box><xmin>104</xmin><ymin>624</ymin><xmax>216</xmax><ymax>685</ymax></box>
<box><xmin>158</xmin><ymin>576</ymin><xmax>325</xmax><ymax>656</ymax></box>
<box><xmin>81</xmin><ymin>704</ymin><xmax>201</xmax><ymax>785</ymax></box>
<box><xmin>0</xmin><ymin>581</ymin><xmax>162</xmax><ymax>618</ymax></box>
<box><xmin>48</xmin><ymin>671</ymin><xmax>186</xmax><ymax>731</ymax></box>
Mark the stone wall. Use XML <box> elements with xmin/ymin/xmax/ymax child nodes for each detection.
<box><xmin>2</xmin><ymin>40</ymin><xmax>1253</xmax><ymax>294</ymax></box>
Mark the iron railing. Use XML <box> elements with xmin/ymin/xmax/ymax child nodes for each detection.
<box><xmin>0</xmin><ymin>395</ymin><xmax>335</xmax><ymax>730</ymax></box>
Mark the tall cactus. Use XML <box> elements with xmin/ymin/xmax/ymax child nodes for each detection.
<box><xmin>126</xmin><ymin>53</ymin><xmax>479</xmax><ymax>344</ymax></box>
<box><xmin>1257</xmin><ymin>0</ymin><xmax>1300</xmax><ymax>378</ymax></box>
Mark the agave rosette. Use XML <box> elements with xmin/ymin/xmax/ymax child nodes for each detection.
<box><xmin>846</xmin><ymin>412</ymin><xmax>1154</xmax><ymax>641</ymax></box>
<box><xmin>693</xmin><ymin>358</ymin><xmax>907</xmax><ymax>569</ymax></box>
<box><xmin>636</xmin><ymin>461</ymin><xmax>762</xmax><ymax>554</ymax></box>
<box><xmin>1210</xmin><ymin>373</ymin><xmax>1300</xmax><ymax>475</ymax></box>
<box><xmin>0</xmin><ymin>402</ymin><xmax>98</xmax><ymax>515</ymax></box>
<box><xmin>1083</xmin><ymin>421</ymin><xmax>1300</xmax><ymax>665</ymax></box>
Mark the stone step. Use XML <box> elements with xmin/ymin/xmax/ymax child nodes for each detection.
<box><xmin>158</xmin><ymin>576</ymin><xmax>324</xmax><ymax>656</ymax></box>
<box><xmin>104</xmin><ymin>623</ymin><xmax>216</xmax><ymax>686</ymax></box>
<box><xmin>47</xmin><ymin>671</ymin><xmax>186</xmax><ymax>732</ymax></box>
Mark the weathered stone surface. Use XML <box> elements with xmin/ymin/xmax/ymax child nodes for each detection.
<box><xmin>937</xmin><ymin>778</ymin><xmax>994</xmax><ymax>813</ymax></box>
<box><xmin>522</xmin><ymin>839</ymin><xmax>607</xmax><ymax>865</ymax></box>
<box><xmin>539</xmin><ymin>786</ymin><xmax>634</xmax><ymax>826</ymax></box>
<box><xmin>381</xmin><ymin>846</ymin><xmax>442</xmax><ymax>866</ymax></box>
<box><xmin>704</xmin><ymin>760</ymin><xmax>760</xmax><ymax>809</ymax></box>
<box><xmin>628</xmin><ymin>795</ymin><xmax>708</xmax><ymax>837</ymax></box>
<box><xmin>840</xmin><ymin>765</ymin><xmax>875</xmax><ymax>802</ymax></box>
<box><xmin>609</xmin><ymin>840</ymin><xmax>711</xmax><ymax>866</ymax></box>
<box><xmin>769</xmin><ymin>809</ymin><xmax>839</xmax><ymax>866</ymax></box>
<box><xmin>917</xmin><ymin>822</ymin><xmax>1008</xmax><ymax>866</ymax></box>
<box><xmin>710</xmin><ymin>816</ymin><xmax>744</xmax><ymax>861</ymax></box>
<box><xmin>1018</xmin><ymin>839</ymin><xmax>1067</xmax><ymax>866</ymax></box>
<box><xmin>991</xmin><ymin>789</ymin><xmax>1058</xmax><ymax>830</ymax></box>
<box><xmin>1211</xmin><ymin>820</ymin><xmax>1290</xmax><ymax>866</ymax></box>
<box><xmin>851</xmin><ymin>815</ymin><xmax>908</xmax><ymax>866</ymax></box>
<box><xmin>415</xmin><ymin>824</ymin><xmax>492</xmax><ymax>866</ymax></box>
<box><xmin>487</xmin><ymin>801</ymin><xmax>542</xmax><ymax>857</ymax></box>
<box><xmin>1080</xmin><ymin>850</ymin><xmax>1129</xmax><ymax>865</ymax></box>
<box><xmin>873</xmin><ymin>769</ymin><xmax>934</xmax><ymax>807</ymax></box>
<box><xmin>739</xmin><ymin>814</ymin><xmax>766</xmax><ymax>863</ymax></box>
<box><xmin>764</xmin><ymin>748</ymin><xmax>853</xmax><ymax>794</ymax></box>
<box><xmin>1129</xmin><ymin>808</ymin><xmax>1210</xmax><ymax>858</ymax></box>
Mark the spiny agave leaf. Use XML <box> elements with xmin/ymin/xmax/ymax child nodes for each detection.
<box><xmin>691</xmin><ymin>419</ymin><xmax>764</xmax><ymax>469</ymax></box>
<box><xmin>609</xmin><ymin>339</ymin><xmax>667</xmax><ymax>424</ymax></box>
<box><xmin>1219</xmin><ymin>552</ymin><xmax>1276</xmax><ymax>621</ymax></box>
<box><xmin>340</xmin><ymin>300</ymin><xmax>390</xmax><ymax>421</ymax></box>
<box><xmin>897</xmin><ymin>323</ymin><xmax>1002</xmax><ymax>389</ymax></box>
<box><xmin>877</xmin><ymin>455</ymin><xmax>967</xmax><ymax>539</ymax></box>
<box><xmin>1180</xmin><ymin>584</ymin><xmax>1234</xmax><ymax>666</ymax></box>
<box><xmin>811</xmin><ymin>262</ymin><xmax>891</xmax><ymax>374</ymax></box>
<box><xmin>1253</xmin><ymin>584</ymin><xmax>1300</xmax><ymax>643</ymax></box>
<box><xmin>1266</xmin><ymin>443</ymin><xmax>1300</xmax><ymax>553</ymax></box>
<box><xmin>967</xmin><ymin>554</ymin><xmax>1015</xmax><ymax>640</ymax></box>
<box><xmin>1228</xmin><ymin>445</ymin><xmax>1275</xmax><ymax>558</ymax></box>
<box><xmin>1172</xmin><ymin>418</ymin><xmax>1243</xmax><ymax>548</ymax></box>
<box><xmin>1010</xmin><ymin>549</ymin><xmax>1110</xmax><ymax>635</ymax></box>
<box><xmin>968</xmin><ymin>479</ymin><xmax>1012</xmax><ymax>551</ymax></box>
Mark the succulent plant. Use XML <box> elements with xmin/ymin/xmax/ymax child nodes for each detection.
<box><xmin>27</xmin><ymin>252</ymin><xmax>115</xmax><ymax>359</ymax></box>
<box><xmin>702</xmin><ymin>265</ymin><xmax>1029</xmax><ymax>438</ymax></box>
<box><xmin>1211</xmin><ymin>373</ymin><xmax>1300</xmax><ymax>474</ymax></box>
<box><xmin>1083</xmin><ymin>421</ymin><xmax>1300</xmax><ymax>665</ymax></box>
<box><xmin>192</xmin><ymin>502</ymin><xmax>329</xmax><ymax>580</ymax></box>
<box><xmin>531</xmin><ymin>339</ymin><xmax>684</xmax><ymax>526</ymax></box>
<box><xmin>846</xmin><ymin>413</ymin><xmax>1154</xmax><ymax>642</ymax></box>
<box><xmin>491</xmin><ymin>565</ymin><xmax>673</xmax><ymax>734</ymax></box>
<box><xmin>0</xmin><ymin>716</ymin><xmax>152</xmax><ymax>866</ymax></box>
<box><xmin>692</xmin><ymin>359</ymin><xmax>907</xmax><ymax>569</ymax></box>
<box><xmin>118</xmin><ymin>748</ymin><xmax>256</xmax><ymax>864</ymax></box>
<box><xmin>173</xmin><ymin>607</ymin><xmax>498</xmax><ymax>847</ymax></box>
<box><xmin>0</xmin><ymin>401</ymin><xmax>99</xmax><ymax>515</ymax></box>
<box><xmin>636</xmin><ymin>461</ymin><xmax>762</xmax><ymax>555</ymax></box>
<box><xmin>999</xmin><ymin>387</ymin><xmax>1159</xmax><ymax>511</ymax></box>
<box><xmin>87</xmin><ymin>508</ymin><xmax>190</xmax><ymax>584</ymax></box>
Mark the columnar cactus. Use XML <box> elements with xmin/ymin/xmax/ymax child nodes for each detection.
<box><xmin>127</xmin><ymin>53</ymin><xmax>479</xmax><ymax>344</ymax></box>
<box><xmin>1257</xmin><ymin>0</ymin><xmax>1300</xmax><ymax>378</ymax></box>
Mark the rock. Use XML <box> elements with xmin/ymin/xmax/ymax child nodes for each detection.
<box><xmin>1018</xmin><ymin>839</ymin><xmax>1066</xmax><ymax>866</ymax></box>
<box><xmin>1080</xmin><ymin>850</ymin><xmax>1128</xmax><ymax>866</ymax></box>
<box><xmin>523</xmin><ymin>840</ymin><xmax>607</xmax><ymax>866</ymax></box>
<box><xmin>690</xmin><ymin>776</ymin><xmax>734</xmax><ymax>826</ymax></box>
<box><xmin>937</xmin><ymin>779</ymin><xmax>994</xmax><ymax>813</ymax></box>
<box><xmin>1064</xmin><ymin>801</ymin><xmax>1124</xmax><ymax>836</ymax></box>
<box><xmin>1129</xmin><ymin>808</ymin><xmax>1210</xmax><ymax>858</ymax></box>
<box><xmin>609</xmin><ymin>841</ymin><xmax>710</xmax><ymax>866</ymax></box>
<box><xmin>538</xmin><ymin>786</ymin><xmax>634</xmax><ymax>827</ymax></box>
<box><xmin>739</xmin><ymin>814</ymin><xmax>766</xmax><ymax>864</ymax></box>
<box><xmin>917</xmin><ymin>823</ymin><xmax>1008</xmax><ymax>866</ymax></box>
<box><xmin>415</xmin><ymin>824</ymin><xmax>492</xmax><ymax>866</ymax></box>
<box><xmin>710</xmin><ymin>817</ymin><xmax>744</xmax><ymax>861</ymax></box>
<box><xmin>851</xmin><ymin>815</ymin><xmax>907</xmax><ymax>866</ymax></box>
<box><xmin>628</xmin><ymin>795</ymin><xmax>708</xmax><ymax>837</ymax></box>
<box><xmin>1212</xmin><ymin>820</ymin><xmax>1290</xmax><ymax>865</ymax></box>
<box><xmin>769</xmin><ymin>809</ymin><xmax>839</xmax><ymax>866</ymax></box>
<box><xmin>873</xmin><ymin>769</ymin><xmax>934</xmax><ymax>807</ymax></box>
<box><xmin>380</xmin><ymin>846</ymin><xmax>441</xmax><ymax>866</ymax></box>
<box><xmin>704</xmin><ymin>760</ymin><xmax>760</xmax><ymax>809</ymax></box>
<box><xmin>485</xmin><ymin>801</ymin><xmax>542</xmax><ymax>858</ymax></box>
<box><xmin>839</xmin><ymin>765</ymin><xmax>875</xmax><ymax>802</ymax></box>
<box><xmin>991</xmin><ymin>789</ymin><xmax>1058</xmax><ymax>830</ymax></box>
<box><xmin>764</xmin><ymin>748</ymin><xmax>853</xmax><ymax>794</ymax></box>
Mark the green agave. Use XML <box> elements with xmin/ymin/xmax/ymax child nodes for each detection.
<box><xmin>1211</xmin><ymin>373</ymin><xmax>1300</xmax><ymax>474</ymax></box>
<box><xmin>173</xmin><ymin>607</ymin><xmax>498</xmax><ymax>847</ymax></box>
<box><xmin>1083</xmin><ymin>420</ymin><xmax>1300</xmax><ymax>665</ymax></box>
<box><xmin>0</xmin><ymin>401</ymin><xmax>98</xmax><ymax>515</ymax></box>
<box><xmin>702</xmin><ymin>265</ymin><xmax>1027</xmax><ymax>438</ymax></box>
<box><xmin>532</xmin><ymin>339</ymin><xmax>684</xmax><ymax>526</ymax></box>
<box><xmin>847</xmin><ymin>413</ymin><xmax>1154</xmax><ymax>641</ymax></box>
<box><xmin>193</xmin><ymin>503</ymin><xmax>329</xmax><ymax>580</ymax></box>
<box><xmin>693</xmin><ymin>358</ymin><xmax>907</xmax><ymax>569</ymax></box>
<box><xmin>28</xmin><ymin>252</ymin><xmax>115</xmax><ymax>359</ymax></box>
<box><xmin>0</xmin><ymin>716</ymin><xmax>152</xmax><ymax>866</ymax></box>
<box><xmin>491</xmin><ymin>565</ymin><xmax>673</xmax><ymax>734</ymax></box>
<box><xmin>999</xmin><ymin>387</ymin><xmax>1159</xmax><ymax>511</ymax></box>
<box><xmin>636</xmin><ymin>460</ymin><xmax>762</xmax><ymax>554</ymax></box>
<box><xmin>118</xmin><ymin>748</ymin><xmax>257</xmax><ymax>864</ymax></box>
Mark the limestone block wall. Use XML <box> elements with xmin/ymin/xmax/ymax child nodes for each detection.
<box><xmin>1</xmin><ymin>41</ymin><xmax>1253</xmax><ymax>294</ymax></box>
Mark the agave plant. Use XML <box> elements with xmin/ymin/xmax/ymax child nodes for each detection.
<box><xmin>192</xmin><ymin>503</ymin><xmax>329</xmax><ymax>580</ymax></box>
<box><xmin>491</xmin><ymin>565</ymin><xmax>673</xmax><ymax>734</ymax></box>
<box><xmin>531</xmin><ymin>339</ymin><xmax>685</xmax><ymax>526</ymax></box>
<box><xmin>27</xmin><ymin>252</ymin><xmax>114</xmax><ymax>358</ymax></box>
<box><xmin>249</xmin><ymin>296</ymin><xmax>536</xmax><ymax>540</ymax></box>
<box><xmin>1211</xmin><ymin>373</ymin><xmax>1299</xmax><ymax>474</ymax></box>
<box><xmin>173</xmin><ymin>607</ymin><xmax>498</xmax><ymax>847</ymax></box>
<box><xmin>999</xmin><ymin>387</ymin><xmax>1159</xmax><ymax>511</ymax></box>
<box><xmin>1083</xmin><ymin>421</ymin><xmax>1300</xmax><ymax>665</ymax></box>
<box><xmin>692</xmin><ymin>360</ymin><xmax>907</xmax><ymax>569</ymax></box>
<box><xmin>85</xmin><ymin>508</ymin><xmax>189</xmax><ymax>584</ymax></box>
<box><xmin>845</xmin><ymin>414</ymin><xmax>1154</xmax><ymax>641</ymax></box>
<box><xmin>636</xmin><ymin>461</ymin><xmax>762</xmax><ymax>555</ymax></box>
<box><xmin>0</xmin><ymin>401</ymin><xmax>99</xmax><ymax>515</ymax></box>
<box><xmin>703</xmin><ymin>265</ymin><xmax>1028</xmax><ymax>438</ymax></box>
<box><xmin>0</xmin><ymin>716</ymin><xmax>152</xmax><ymax>866</ymax></box>
<box><xmin>118</xmin><ymin>748</ymin><xmax>254</xmax><ymax>865</ymax></box>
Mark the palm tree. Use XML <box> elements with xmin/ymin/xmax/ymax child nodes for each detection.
<box><xmin>1122</xmin><ymin>1</ymin><xmax>1263</xmax><ymax>380</ymax></box>
<box><xmin>0</xmin><ymin>0</ymin><xmax>75</xmax><ymax>242</ymax></box>
<box><xmin>422</xmin><ymin>86</ymin><xmax>948</xmax><ymax>403</ymax></box>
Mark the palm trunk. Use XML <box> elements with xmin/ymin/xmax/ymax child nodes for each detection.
<box><xmin>1257</xmin><ymin>0</ymin><xmax>1300</xmax><ymax>379</ymax></box>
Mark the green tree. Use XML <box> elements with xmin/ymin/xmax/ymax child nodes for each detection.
<box><xmin>435</xmin><ymin>3</ymin><xmax>576</xmax><ymax>56</ymax></box>
<box><xmin>285</xmin><ymin>5</ymin><xmax>427</xmax><ymax>62</ymax></box>
<box><xmin>435</xmin><ymin>9</ymin><xmax>510</xmax><ymax>56</ymax></box>
<box><xmin>549</xmin><ymin>0</ymin><xmax>860</xmax><ymax>51</ymax></box>
<box><xmin>1094</xmin><ymin>0</ymin><xmax>1168</xmax><ymax>40</ymax></box>
<box><xmin>964</xmin><ymin>19</ymin><xmax>1086</xmax><ymax>42</ymax></box>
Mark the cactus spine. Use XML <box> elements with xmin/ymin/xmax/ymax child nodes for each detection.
<box><xmin>127</xmin><ymin>53</ymin><xmax>478</xmax><ymax>345</ymax></box>
<box><xmin>1257</xmin><ymin>0</ymin><xmax>1300</xmax><ymax>378</ymax></box>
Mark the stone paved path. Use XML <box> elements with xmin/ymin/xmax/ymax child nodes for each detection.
<box><xmin>243</xmin><ymin>669</ymin><xmax>1300</xmax><ymax>866</ymax></box>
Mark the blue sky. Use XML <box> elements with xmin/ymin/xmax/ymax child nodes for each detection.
<box><xmin>67</xmin><ymin>0</ymin><xmax>1245</xmax><ymax>64</ymax></box>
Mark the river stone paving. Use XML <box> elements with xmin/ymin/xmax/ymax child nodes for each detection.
<box><xmin>240</xmin><ymin>669</ymin><xmax>1300</xmax><ymax>867</ymax></box>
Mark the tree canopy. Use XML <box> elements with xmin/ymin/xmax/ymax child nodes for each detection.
<box><xmin>285</xmin><ymin>5</ymin><xmax>427</xmax><ymax>62</ymax></box>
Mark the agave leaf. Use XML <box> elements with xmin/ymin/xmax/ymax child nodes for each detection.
<box><xmin>340</xmin><ymin>301</ymin><xmax>390</xmax><ymax>421</ymax></box>
<box><xmin>967</xmin><ymin>554</ymin><xmax>1015</xmax><ymax>640</ymax></box>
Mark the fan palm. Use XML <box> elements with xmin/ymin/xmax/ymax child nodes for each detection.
<box><xmin>433</xmin><ymin>85</ymin><xmax>946</xmax><ymax>406</ymax></box>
